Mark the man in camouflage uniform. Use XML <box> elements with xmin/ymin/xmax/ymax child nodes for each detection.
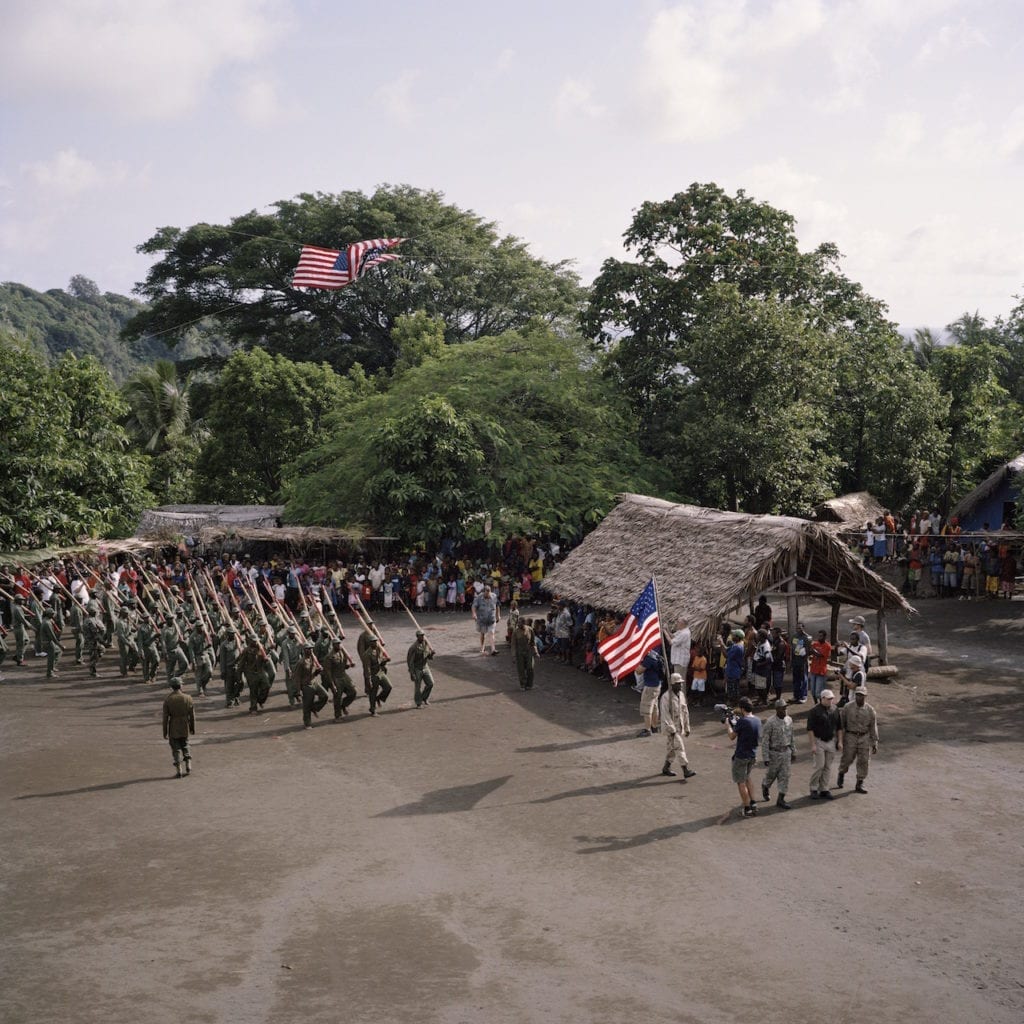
<box><xmin>279</xmin><ymin>626</ymin><xmax>303</xmax><ymax>707</ymax></box>
<box><xmin>219</xmin><ymin>628</ymin><xmax>242</xmax><ymax>707</ymax></box>
<box><xmin>837</xmin><ymin>686</ymin><xmax>879</xmax><ymax>794</ymax></box>
<box><xmin>407</xmin><ymin>629</ymin><xmax>435</xmax><ymax>707</ymax></box>
<box><xmin>138</xmin><ymin>614</ymin><xmax>161</xmax><ymax>683</ymax></box>
<box><xmin>238</xmin><ymin>634</ymin><xmax>271</xmax><ymax>714</ymax></box>
<box><xmin>164</xmin><ymin>632</ymin><xmax>191</xmax><ymax>690</ymax></box>
<box><xmin>760</xmin><ymin>698</ymin><xmax>796</xmax><ymax>809</ymax></box>
<box><xmin>365</xmin><ymin>635</ymin><xmax>392</xmax><ymax>716</ymax></box>
<box><xmin>162</xmin><ymin>677</ymin><xmax>195</xmax><ymax>779</ymax></box>
<box><xmin>68</xmin><ymin>593</ymin><xmax>86</xmax><ymax>664</ymax></box>
<box><xmin>357</xmin><ymin>621</ymin><xmax>377</xmax><ymax>696</ymax></box>
<box><xmin>511</xmin><ymin>617</ymin><xmax>536</xmax><ymax>690</ymax></box>
<box><xmin>324</xmin><ymin>637</ymin><xmax>357</xmax><ymax>719</ymax></box>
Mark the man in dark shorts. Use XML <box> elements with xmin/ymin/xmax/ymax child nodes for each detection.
<box><xmin>727</xmin><ymin>697</ymin><xmax>762</xmax><ymax>818</ymax></box>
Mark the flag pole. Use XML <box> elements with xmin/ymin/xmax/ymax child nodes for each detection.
<box><xmin>650</xmin><ymin>574</ymin><xmax>671</xmax><ymax>685</ymax></box>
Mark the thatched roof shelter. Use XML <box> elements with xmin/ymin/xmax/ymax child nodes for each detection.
<box><xmin>950</xmin><ymin>452</ymin><xmax>1024</xmax><ymax>529</ymax></box>
<box><xmin>814</xmin><ymin>491</ymin><xmax>885</xmax><ymax>528</ymax></box>
<box><xmin>544</xmin><ymin>494</ymin><xmax>913</xmax><ymax>656</ymax></box>
<box><xmin>136</xmin><ymin>505</ymin><xmax>286</xmax><ymax>539</ymax></box>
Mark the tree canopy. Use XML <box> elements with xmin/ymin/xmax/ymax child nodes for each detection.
<box><xmin>283</xmin><ymin>325</ymin><xmax>670</xmax><ymax>543</ymax></box>
<box><xmin>124</xmin><ymin>185</ymin><xmax>585</xmax><ymax>375</ymax></box>
<box><xmin>0</xmin><ymin>333</ymin><xmax>149</xmax><ymax>548</ymax></box>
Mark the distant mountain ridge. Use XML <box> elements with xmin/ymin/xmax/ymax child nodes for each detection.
<box><xmin>0</xmin><ymin>277</ymin><xmax>231</xmax><ymax>382</ymax></box>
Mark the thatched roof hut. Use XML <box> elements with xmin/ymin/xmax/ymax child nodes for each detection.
<box><xmin>814</xmin><ymin>491</ymin><xmax>885</xmax><ymax>528</ymax></box>
<box><xmin>543</xmin><ymin>494</ymin><xmax>913</xmax><ymax>658</ymax></box>
<box><xmin>949</xmin><ymin>452</ymin><xmax>1024</xmax><ymax>532</ymax></box>
<box><xmin>136</xmin><ymin>505</ymin><xmax>286</xmax><ymax>539</ymax></box>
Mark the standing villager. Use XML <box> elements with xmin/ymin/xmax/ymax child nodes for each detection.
<box><xmin>837</xmin><ymin>686</ymin><xmax>879</xmax><ymax>793</ymax></box>
<box><xmin>790</xmin><ymin>623</ymin><xmax>811</xmax><ymax>704</ymax></box>
<box><xmin>407</xmin><ymin>630</ymin><xmax>435</xmax><ymax>707</ymax></box>
<box><xmin>659</xmin><ymin>673</ymin><xmax>697</xmax><ymax>779</ymax></box>
<box><xmin>668</xmin><ymin>619</ymin><xmax>691</xmax><ymax>677</ymax></box>
<box><xmin>472</xmin><ymin>585</ymin><xmax>500</xmax><ymax>656</ymax></box>
<box><xmin>807</xmin><ymin>689</ymin><xmax>843</xmax><ymax>800</ymax></box>
<box><xmin>162</xmin><ymin>677</ymin><xmax>195</xmax><ymax>778</ymax></box>
<box><xmin>760</xmin><ymin>699</ymin><xmax>795</xmax><ymax>809</ymax></box>
<box><xmin>512</xmin><ymin>617</ymin><xmax>536</xmax><ymax>690</ymax></box>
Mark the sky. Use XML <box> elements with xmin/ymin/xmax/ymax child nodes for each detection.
<box><xmin>1</xmin><ymin>0</ymin><xmax>1023</xmax><ymax>333</ymax></box>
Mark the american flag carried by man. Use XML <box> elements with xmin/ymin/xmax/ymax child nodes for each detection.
<box><xmin>597</xmin><ymin>579</ymin><xmax>663</xmax><ymax>684</ymax></box>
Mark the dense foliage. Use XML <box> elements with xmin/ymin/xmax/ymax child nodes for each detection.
<box><xmin>124</xmin><ymin>185</ymin><xmax>584</xmax><ymax>375</ymax></box>
<box><xmin>0</xmin><ymin>333</ymin><xmax>150</xmax><ymax>548</ymax></box>
<box><xmin>283</xmin><ymin>326</ymin><xmax>670</xmax><ymax>543</ymax></box>
<box><xmin>2</xmin><ymin>181</ymin><xmax>1022</xmax><ymax>548</ymax></box>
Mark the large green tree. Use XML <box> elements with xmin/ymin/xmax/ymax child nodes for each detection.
<box><xmin>284</xmin><ymin>326</ymin><xmax>669</xmax><ymax>543</ymax></box>
<box><xmin>195</xmin><ymin>348</ymin><xmax>360</xmax><ymax>504</ymax></box>
<box><xmin>0</xmin><ymin>334</ymin><xmax>149</xmax><ymax>548</ymax></box>
<box><xmin>124</xmin><ymin>185</ymin><xmax>584</xmax><ymax>374</ymax></box>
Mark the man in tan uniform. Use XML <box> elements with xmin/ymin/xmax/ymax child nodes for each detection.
<box><xmin>659</xmin><ymin>673</ymin><xmax>697</xmax><ymax>779</ymax></box>
<box><xmin>837</xmin><ymin>685</ymin><xmax>878</xmax><ymax>793</ymax></box>
<box><xmin>162</xmin><ymin>677</ymin><xmax>196</xmax><ymax>779</ymax></box>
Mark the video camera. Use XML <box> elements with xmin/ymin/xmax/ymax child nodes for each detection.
<box><xmin>714</xmin><ymin>703</ymin><xmax>739</xmax><ymax>727</ymax></box>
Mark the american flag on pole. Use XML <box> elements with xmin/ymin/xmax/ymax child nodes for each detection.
<box><xmin>598</xmin><ymin>579</ymin><xmax>662</xmax><ymax>684</ymax></box>
<box><xmin>291</xmin><ymin>237</ymin><xmax>405</xmax><ymax>290</ymax></box>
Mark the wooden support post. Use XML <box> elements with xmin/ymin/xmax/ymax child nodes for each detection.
<box><xmin>786</xmin><ymin>551</ymin><xmax>799</xmax><ymax>639</ymax></box>
<box><xmin>877</xmin><ymin>608</ymin><xmax>888</xmax><ymax>667</ymax></box>
<box><xmin>829</xmin><ymin>600</ymin><xmax>840</xmax><ymax>648</ymax></box>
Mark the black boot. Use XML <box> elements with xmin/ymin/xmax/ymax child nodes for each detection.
<box><xmin>855</xmin><ymin>780</ymin><xmax>867</xmax><ymax>794</ymax></box>
<box><xmin>761</xmin><ymin>783</ymin><xmax>770</xmax><ymax>802</ymax></box>
<box><xmin>836</xmin><ymin>771</ymin><xmax>845</xmax><ymax>789</ymax></box>
<box><xmin>776</xmin><ymin>795</ymin><xmax>792</xmax><ymax>810</ymax></box>
<box><xmin>683</xmin><ymin>766</ymin><xmax>697</xmax><ymax>778</ymax></box>
<box><xmin>661</xmin><ymin>761</ymin><xmax>677</xmax><ymax>777</ymax></box>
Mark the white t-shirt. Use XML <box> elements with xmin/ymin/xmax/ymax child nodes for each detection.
<box><xmin>669</xmin><ymin>628</ymin><xmax>691</xmax><ymax>668</ymax></box>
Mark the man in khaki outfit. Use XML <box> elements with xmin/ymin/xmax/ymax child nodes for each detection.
<box><xmin>162</xmin><ymin>677</ymin><xmax>196</xmax><ymax>778</ymax></box>
<box><xmin>837</xmin><ymin>685</ymin><xmax>879</xmax><ymax>793</ymax></box>
<box><xmin>659</xmin><ymin>673</ymin><xmax>697</xmax><ymax>779</ymax></box>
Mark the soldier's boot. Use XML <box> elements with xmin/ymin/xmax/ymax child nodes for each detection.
<box><xmin>776</xmin><ymin>795</ymin><xmax>792</xmax><ymax>810</ymax></box>
<box><xmin>762</xmin><ymin>782</ymin><xmax>770</xmax><ymax>802</ymax></box>
<box><xmin>683</xmin><ymin>766</ymin><xmax>697</xmax><ymax>778</ymax></box>
<box><xmin>174</xmin><ymin>763</ymin><xmax>182</xmax><ymax>779</ymax></box>
<box><xmin>184</xmin><ymin>758</ymin><xmax>192</xmax><ymax>776</ymax></box>
<box><xmin>661</xmin><ymin>760</ymin><xmax>677</xmax><ymax>777</ymax></box>
<box><xmin>836</xmin><ymin>771</ymin><xmax>845</xmax><ymax>789</ymax></box>
<box><xmin>855</xmin><ymin>780</ymin><xmax>867</xmax><ymax>794</ymax></box>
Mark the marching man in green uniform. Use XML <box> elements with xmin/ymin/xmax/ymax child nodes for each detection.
<box><xmin>511</xmin><ymin>617</ymin><xmax>536</xmax><ymax>690</ymax></box>
<box><xmin>83</xmin><ymin>606</ymin><xmax>106</xmax><ymax>676</ymax></box>
<box><xmin>324</xmin><ymin>637</ymin><xmax>358</xmax><ymax>719</ymax></box>
<box><xmin>407</xmin><ymin>629</ymin><xmax>435</xmax><ymax>707</ymax></box>
<box><xmin>114</xmin><ymin>605</ymin><xmax>138</xmax><ymax>678</ymax></box>
<box><xmin>294</xmin><ymin>642</ymin><xmax>329</xmax><ymax>729</ymax></box>
<box><xmin>40</xmin><ymin>608</ymin><xmax>62</xmax><ymax>679</ymax></box>
<box><xmin>365</xmin><ymin>635</ymin><xmax>392</xmax><ymax>716</ymax></box>
<box><xmin>162</xmin><ymin>677</ymin><xmax>195</xmax><ymax>779</ymax></box>
<box><xmin>11</xmin><ymin>595</ymin><xmax>30</xmax><ymax>665</ymax></box>
<box><xmin>68</xmin><ymin>594</ymin><xmax>85</xmax><ymax>664</ymax></box>
<box><xmin>280</xmin><ymin>626</ymin><xmax>302</xmax><ymax>707</ymax></box>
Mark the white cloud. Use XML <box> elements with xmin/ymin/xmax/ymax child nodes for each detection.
<box><xmin>555</xmin><ymin>78</ymin><xmax>606</xmax><ymax>121</ymax></box>
<box><xmin>0</xmin><ymin>0</ymin><xmax>283</xmax><ymax>119</ymax></box>
<box><xmin>495</xmin><ymin>48</ymin><xmax>516</xmax><ymax>72</ymax></box>
<box><xmin>875</xmin><ymin>111</ymin><xmax>925</xmax><ymax>162</ymax></box>
<box><xmin>234</xmin><ymin>77</ymin><xmax>301</xmax><ymax>128</ymax></box>
<box><xmin>916</xmin><ymin>18</ymin><xmax>989</xmax><ymax>63</ymax></box>
<box><xmin>638</xmin><ymin>0</ymin><xmax>825</xmax><ymax>141</ymax></box>
<box><xmin>373</xmin><ymin>70</ymin><xmax>419</xmax><ymax>122</ymax></box>
<box><xmin>997</xmin><ymin>103</ymin><xmax>1024</xmax><ymax>159</ymax></box>
<box><xmin>22</xmin><ymin>148</ymin><xmax>128</xmax><ymax>195</ymax></box>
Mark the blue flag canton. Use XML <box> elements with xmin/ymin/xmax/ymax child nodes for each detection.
<box><xmin>331</xmin><ymin>251</ymin><xmax>351</xmax><ymax>273</ymax></box>
<box><xmin>359</xmin><ymin>247</ymin><xmax>384</xmax><ymax>271</ymax></box>
<box><xmin>631</xmin><ymin>581</ymin><xmax>657</xmax><ymax>623</ymax></box>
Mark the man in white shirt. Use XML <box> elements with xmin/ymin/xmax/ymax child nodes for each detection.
<box><xmin>669</xmin><ymin>618</ymin><xmax>691</xmax><ymax>677</ymax></box>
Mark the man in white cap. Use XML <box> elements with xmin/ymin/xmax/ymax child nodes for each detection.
<box><xmin>660</xmin><ymin>673</ymin><xmax>697</xmax><ymax>779</ymax></box>
<box><xmin>837</xmin><ymin>686</ymin><xmax>879</xmax><ymax>793</ymax></box>
<box><xmin>806</xmin><ymin>689</ymin><xmax>843</xmax><ymax>799</ymax></box>
<box><xmin>849</xmin><ymin>615</ymin><xmax>872</xmax><ymax>668</ymax></box>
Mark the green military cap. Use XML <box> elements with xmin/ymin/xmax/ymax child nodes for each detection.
<box><xmin>169</xmin><ymin>677</ymin><xmax>183</xmax><ymax>689</ymax></box>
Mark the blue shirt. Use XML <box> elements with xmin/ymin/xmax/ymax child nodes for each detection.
<box><xmin>641</xmin><ymin>649</ymin><xmax>664</xmax><ymax>688</ymax></box>
<box><xmin>732</xmin><ymin>714</ymin><xmax>761</xmax><ymax>761</ymax></box>
<box><xmin>726</xmin><ymin>642</ymin><xmax>745</xmax><ymax>681</ymax></box>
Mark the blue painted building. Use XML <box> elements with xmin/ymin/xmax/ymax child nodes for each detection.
<box><xmin>950</xmin><ymin>452</ymin><xmax>1024</xmax><ymax>532</ymax></box>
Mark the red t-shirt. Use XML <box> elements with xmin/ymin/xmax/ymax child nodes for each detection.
<box><xmin>810</xmin><ymin>640</ymin><xmax>832</xmax><ymax>676</ymax></box>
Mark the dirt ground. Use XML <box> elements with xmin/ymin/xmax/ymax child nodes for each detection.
<box><xmin>1</xmin><ymin>593</ymin><xmax>1022</xmax><ymax>1024</ymax></box>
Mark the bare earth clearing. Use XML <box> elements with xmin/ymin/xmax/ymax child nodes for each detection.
<box><xmin>1</xmin><ymin>595</ymin><xmax>1022</xmax><ymax>1024</ymax></box>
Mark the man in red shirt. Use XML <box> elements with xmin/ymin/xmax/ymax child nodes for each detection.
<box><xmin>809</xmin><ymin>630</ymin><xmax>832</xmax><ymax>704</ymax></box>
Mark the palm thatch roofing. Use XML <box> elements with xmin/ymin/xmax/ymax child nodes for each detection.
<box><xmin>0</xmin><ymin>537</ymin><xmax>155</xmax><ymax>567</ymax></box>
<box><xmin>543</xmin><ymin>494</ymin><xmax>913</xmax><ymax>642</ymax></box>
<box><xmin>950</xmin><ymin>452</ymin><xmax>1024</xmax><ymax>521</ymax></box>
<box><xmin>814</xmin><ymin>491</ymin><xmax>886</xmax><ymax>527</ymax></box>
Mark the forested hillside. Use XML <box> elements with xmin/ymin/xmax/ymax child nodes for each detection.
<box><xmin>0</xmin><ymin>276</ymin><xmax>230</xmax><ymax>382</ymax></box>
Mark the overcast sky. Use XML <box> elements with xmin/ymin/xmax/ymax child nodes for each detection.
<box><xmin>2</xmin><ymin>0</ymin><xmax>1022</xmax><ymax>332</ymax></box>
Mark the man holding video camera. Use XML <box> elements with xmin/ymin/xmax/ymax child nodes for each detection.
<box><xmin>726</xmin><ymin>697</ymin><xmax>762</xmax><ymax>818</ymax></box>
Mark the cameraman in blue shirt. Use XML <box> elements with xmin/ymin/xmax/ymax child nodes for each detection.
<box><xmin>728</xmin><ymin>696</ymin><xmax>762</xmax><ymax>818</ymax></box>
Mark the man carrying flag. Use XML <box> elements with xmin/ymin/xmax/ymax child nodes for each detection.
<box><xmin>291</xmin><ymin>237</ymin><xmax>405</xmax><ymax>290</ymax></box>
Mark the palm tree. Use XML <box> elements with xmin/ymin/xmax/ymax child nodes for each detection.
<box><xmin>122</xmin><ymin>359</ymin><xmax>192</xmax><ymax>452</ymax></box>
<box><xmin>905</xmin><ymin>327</ymin><xmax>939</xmax><ymax>370</ymax></box>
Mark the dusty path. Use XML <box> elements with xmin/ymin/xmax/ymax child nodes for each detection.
<box><xmin>1</xmin><ymin>598</ymin><xmax>1022</xmax><ymax>1024</ymax></box>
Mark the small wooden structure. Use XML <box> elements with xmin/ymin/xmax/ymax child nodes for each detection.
<box><xmin>543</xmin><ymin>494</ymin><xmax>914</xmax><ymax>664</ymax></box>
